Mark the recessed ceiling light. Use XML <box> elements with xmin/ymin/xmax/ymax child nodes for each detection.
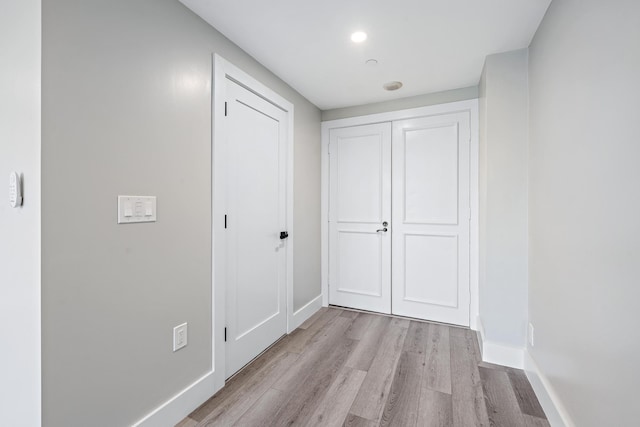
<box><xmin>383</xmin><ymin>81</ymin><xmax>403</xmax><ymax>91</ymax></box>
<box><xmin>351</xmin><ymin>31</ymin><xmax>367</xmax><ymax>43</ymax></box>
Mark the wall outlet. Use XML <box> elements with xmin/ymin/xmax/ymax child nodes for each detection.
<box><xmin>173</xmin><ymin>323</ymin><xmax>188</xmax><ymax>352</ymax></box>
<box><xmin>528</xmin><ymin>323</ymin><xmax>535</xmax><ymax>347</ymax></box>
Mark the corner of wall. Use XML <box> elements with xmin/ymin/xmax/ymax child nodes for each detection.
<box><xmin>477</xmin><ymin>47</ymin><xmax>530</xmax><ymax>367</ymax></box>
<box><xmin>524</xmin><ymin>351</ymin><xmax>575</xmax><ymax>427</ymax></box>
<box><xmin>476</xmin><ymin>316</ymin><xmax>525</xmax><ymax>369</ymax></box>
<box><xmin>0</xmin><ymin>0</ymin><xmax>42</xmax><ymax>424</ymax></box>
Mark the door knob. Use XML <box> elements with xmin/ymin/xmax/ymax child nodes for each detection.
<box><xmin>382</xmin><ymin>221</ymin><xmax>388</xmax><ymax>226</ymax></box>
<box><xmin>376</xmin><ymin>227</ymin><xmax>388</xmax><ymax>232</ymax></box>
<box><xmin>280</xmin><ymin>231</ymin><xmax>289</xmax><ymax>239</ymax></box>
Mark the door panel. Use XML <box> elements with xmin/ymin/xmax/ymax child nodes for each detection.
<box><xmin>404</xmin><ymin>124</ymin><xmax>459</xmax><ymax>224</ymax></box>
<box><xmin>403</xmin><ymin>233</ymin><xmax>458</xmax><ymax>307</ymax></box>
<box><xmin>337</xmin><ymin>135</ymin><xmax>384</xmax><ymax>222</ymax></box>
<box><xmin>392</xmin><ymin>113</ymin><xmax>470</xmax><ymax>326</ymax></box>
<box><xmin>337</xmin><ymin>231</ymin><xmax>383</xmax><ymax>296</ymax></box>
<box><xmin>329</xmin><ymin>123</ymin><xmax>391</xmax><ymax>314</ymax></box>
<box><xmin>226</xmin><ymin>79</ymin><xmax>287</xmax><ymax>377</ymax></box>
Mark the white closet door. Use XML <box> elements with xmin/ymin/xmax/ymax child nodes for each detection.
<box><xmin>391</xmin><ymin>113</ymin><xmax>471</xmax><ymax>326</ymax></box>
<box><xmin>329</xmin><ymin>123</ymin><xmax>392</xmax><ymax>314</ymax></box>
<box><xmin>225</xmin><ymin>79</ymin><xmax>288</xmax><ymax>377</ymax></box>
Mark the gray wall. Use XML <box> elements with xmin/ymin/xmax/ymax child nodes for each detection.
<box><xmin>0</xmin><ymin>0</ymin><xmax>41</xmax><ymax>424</ymax></box>
<box><xmin>528</xmin><ymin>0</ymin><xmax>640</xmax><ymax>425</ymax></box>
<box><xmin>293</xmin><ymin>101</ymin><xmax>323</xmax><ymax>310</ymax></box>
<box><xmin>478</xmin><ymin>50</ymin><xmax>529</xmax><ymax>348</ymax></box>
<box><xmin>321</xmin><ymin>86</ymin><xmax>478</xmax><ymax>121</ymax></box>
<box><xmin>42</xmin><ymin>0</ymin><xmax>321</xmax><ymax>425</ymax></box>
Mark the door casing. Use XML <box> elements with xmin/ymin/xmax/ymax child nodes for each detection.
<box><xmin>320</xmin><ymin>99</ymin><xmax>479</xmax><ymax>330</ymax></box>
<box><xmin>212</xmin><ymin>55</ymin><xmax>294</xmax><ymax>393</ymax></box>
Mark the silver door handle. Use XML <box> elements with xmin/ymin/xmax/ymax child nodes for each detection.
<box><xmin>376</xmin><ymin>227</ymin><xmax>388</xmax><ymax>232</ymax></box>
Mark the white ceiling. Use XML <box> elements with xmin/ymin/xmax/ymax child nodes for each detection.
<box><xmin>180</xmin><ymin>0</ymin><xmax>551</xmax><ymax>110</ymax></box>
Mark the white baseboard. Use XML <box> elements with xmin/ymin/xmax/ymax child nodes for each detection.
<box><xmin>290</xmin><ymin>295</ymin><xmax>322</xmax><ymax>331</ymax></box>
<box><xmin>475</xmin><ymin>315</ymin><xmax>485</xmax><ymax>352</ymax></box>
<box><xmin>476</xmin><ymin>317</ymin><xmax>573</xmax><ymax>427</ymax></box>
<box><xmin>132</xmin><ymin>371</ymin><xmax>216</xmax><ymax>427</ymax></box>
<box><xmin>476</xmin><ymin>316</ymin><xmax>524</xmax><ymax>369</ymax></box>
<box><xmin>482</xmin><ymin>341</ymin><xmax>524</xmax><ymax>369</ymax></box>
<box><xmin>524</xmin><ymin>351</ymin><xmax>575</xmax><ymax>427</ymax></box>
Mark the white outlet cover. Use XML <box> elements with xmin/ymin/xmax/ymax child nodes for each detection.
<box><xmin>173</xmin><ymin>322</ymin><xmax>188</xmax><ymax>352</ymax></box>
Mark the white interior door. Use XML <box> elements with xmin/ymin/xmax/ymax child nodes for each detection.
<box><xmin>391</xmin><ymin>113</ymin><xmax>471</xmax><ymax>326</ymax></box>
<box><xmin>328</xmin><ymin>123</ymin><xmax>392</xmax><ymax>313</ymax></box>
<box><xmin>225</xmin><ymin>79</ymin><xmax>288</xmax><ymax>377</ymax></box>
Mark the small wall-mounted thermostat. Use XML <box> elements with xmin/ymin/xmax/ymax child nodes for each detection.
<box><xmin>9</xmin><ymin>172</ymin><xmax>23</xmax><ymax>208</ymax></box>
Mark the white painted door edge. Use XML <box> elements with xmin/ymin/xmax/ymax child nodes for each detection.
<box><xmin>320</xmin><ymin>99</ymin><xmax>479</xmax><ymax>330</ymax></box>
<box><xmin>212</xmin><ymin>54</ymin><xmax>295</xmax><ymax>393</ymax></box>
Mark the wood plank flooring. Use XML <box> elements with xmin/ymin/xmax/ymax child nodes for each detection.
<box><xmin>178</xmin><ymin>307</ymin><xmax>549</xmax><ymax>427</ymax></box>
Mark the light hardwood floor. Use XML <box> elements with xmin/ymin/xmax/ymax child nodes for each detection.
<box><xmin>177</xmin><ymin>307</ymin><xmax>549</xmax><ymax>427</ymax></box>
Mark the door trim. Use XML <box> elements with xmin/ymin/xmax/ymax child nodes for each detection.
<box><xmin>320</xmin><ymin>99</ymin><xmax>479</xmax><ymax>330</ymax></box>
<box><xmin>212</xmin><ymin>54</ymin><xmax>294</xmax><ymax>392</ymax></box>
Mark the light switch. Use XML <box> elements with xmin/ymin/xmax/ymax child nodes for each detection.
<box><xmin>9</xmin><ymin>172</ymin><xmax>23</xmax><ymax>208</ymax></box>
<box><xmin>118</xmin><ymin>196</ymin><xmax>156</xmax><ymax>224</ymax></box>
<box><xmin>145</xmin><ymin>200</ymin><xmax>153</xmax><ymax>216</ymax></box>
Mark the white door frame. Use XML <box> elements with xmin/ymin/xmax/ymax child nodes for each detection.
<box><xmin>212</xmin><ymin>54</ymin><xmax>294</xmax><ymax>392</ymax></box>
<box><xmin>320</xmin><ymin>99</ymin><xmax>479</xmax><ymax>330</ymax></box>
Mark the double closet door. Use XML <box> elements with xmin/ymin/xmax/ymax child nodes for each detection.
<box><xmin>328</xmin><ymin>112</ymin><xmax>471</xmax><ymax>326</ymax></box>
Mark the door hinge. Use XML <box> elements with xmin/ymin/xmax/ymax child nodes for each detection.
<box><xmin>224</xmin><ymin>214</ymin><xmax>227</xmax><ymax>229</ymax></box>
<box><xmin>224</xmin><ymin>327</ymin><xmax>227</xmax><ymax>342</ymax></box>
<box><xmin>224</xmin><ymin>102</ymin><xmax>228</xmax><ymax>116</ymax></box>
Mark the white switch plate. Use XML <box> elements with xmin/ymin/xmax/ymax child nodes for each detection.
<box><xmin>173</xmin><ymin>322</ymin><xmax>188</xmax><ymax>352</ymax></box>
<box><xmin>118</xmin><ymin>196</ymin><xmax>156</xmax><ymax>224</ymax></box>
<box><xmin>9</xmin><ymin>172</ymin><xmax>23</xmax><ymax>208</ymax></box>
<box><xmin>528</xmin><ymin>323</ymin><xmax>535</xmax><ymax>347</ymax></box>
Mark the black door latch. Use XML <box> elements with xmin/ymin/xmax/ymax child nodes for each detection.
<box><xmin>280</xmin><ymin>231</ymin><xmax>289</xmax><ymax>240</ymax></box>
